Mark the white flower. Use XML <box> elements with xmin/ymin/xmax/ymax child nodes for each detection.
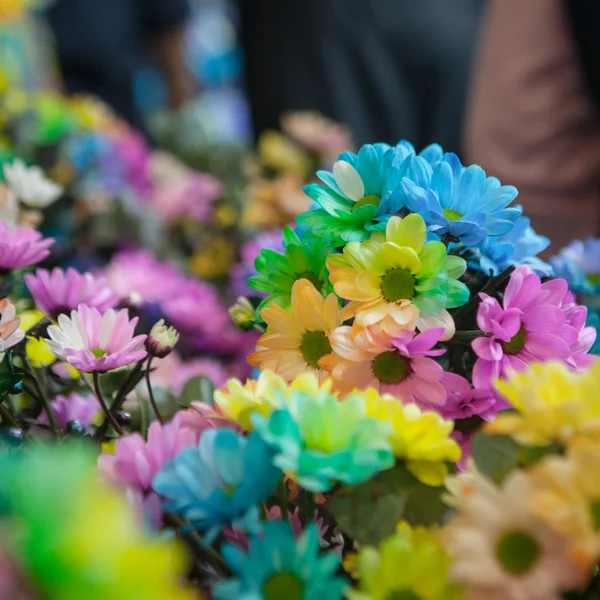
<box><xmin>3</xmin><ymin>159</ymin><xmax>63</xmax><ymax>208</ymax></box>
<box><xmin>442</xmin><ymin>465</ymin><xmax>589</xmax><ymax>600</ymax></box>
<box><xmin>146</xmin><ymin>319</ymin><xmax>179</xmax><ymax>358</ymax></box>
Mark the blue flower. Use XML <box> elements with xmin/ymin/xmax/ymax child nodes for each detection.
<box><xmin>549</xmin><ymin>254</ymin><xmax>592</xmax><ymax>294</ymax></box>
<box><xmin>153</xmin><ymin>429</ymin><xmax>280</xmax><ymax>540</ymax></box>
<box><xmin>296</xmin><ymin>140</ymin><xmax>442</xmax><ymax>246</ymax></box>
<box><xmin>213</xmin><ymin>521</ymin><xmax>347</xmax><ymax>600</ymax></box>
<box><xmin>401</xmin><ymin>152</ymin><xmax>521</xmax><ymax>246</ymax></box>
<box><xmin>550</xmin><ymin>238</ymin><xmax>600</xmax><ymax>293</ymax></box>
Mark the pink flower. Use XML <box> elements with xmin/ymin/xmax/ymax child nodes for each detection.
<box><xmin>150</xmin><ymin>351</ymin><xmax>228</xmax><ymax>393</ymax></box>
<box><xmin>440</xmin><ymin>372</ymin><xmax>499</xmax><ymax>421</ymax></box>
<box><xmin>472</xmin><ymin>266</ymin><xmax>582</xmax><ymax>390</ymax></box>
<box><xmin>45</xmin><ymin>304</ymin><xmax>147</xmax><ymax>373</ymax></box>
<box><xmin>0</xmin><ymin>298</ymin><xmax>24</xmax><ymax>357</ymax></box>
<box><xmin>0</xmin><ymin>222</ymin><xmax>53</xmax><ymax>271</ymax></box>
<box><xmin>178</xmin><ymin>402</ymin><xmax>231</xmax><ymax>434</ymax></box>
<box><xmin>37</xmin><ymin>393</ymin><xmax>100</xmax><ymax>432</ymax></box>
<box><xmin>451</xmin><ymin>430</ymin><xmax>472</xmax><ymax>472</ymax></box>
<box><xmin>113</xmin><ymin>129</ymin><xmax>151</xmax><ymax>198</ymax></box>
<box><xmin>25</xmin><ymin>267</ymin><xmax>118</xmax><ymax>318</ymax></box>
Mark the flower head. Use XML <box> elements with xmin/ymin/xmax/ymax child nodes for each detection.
<box><xmin>0</xmin><ymin>298</ymin><xmax>24</xmax><ymax>360</ymax></box>
<box><xmin>25</xmin><ymin>267</ymin><xmax>117</xmax><ymax>319</ymax></box>
<box><xmin>328</xmin><ymin>214</ymin><xmax>468</xmax><ymax>339</ymax></box>
<box><xmin>3</xmin><ymin>158</ymin><xmax>63</xmax><ymax>207</ymax></box>
<box><xmin>229</xmin><ymin>296</ymin><xmax>256</xmax><ymax>331</ymax></box>
<box><xmin>38</xmin><ymin>393</ymin><xmax>100</xmax><ymax>433</ymax></box>
<box><xmin>0</xmin><ymin>222</ymin><xmax>53</xmax><ymax>271</ymax></box>
<box><xmin>440</xmin><ymin>372</ymin><xmax>498</xmax><ymax>421</ymax></box>
<box><xmin>45</xmin><ymin>304</ymin><xmax>147</xmax><ymax>373</ymax></box>
<box><xmin>550</xmin><ymin>238</ymin><xmax>600</xmax><ymax>293</ymax></box>
<box><xmin>146</xmin><ymin>319</ymin><xmax>179</xmax><ymax>358</ymax></box>
<box><xmin>214</xmin><ymin>521</ymin><xmax>347</xmax><ymax>600</ymax></box>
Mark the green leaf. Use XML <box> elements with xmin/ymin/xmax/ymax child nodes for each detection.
<box><xmin>472</xmin><ymin>432</ymin><xmax>520</xmax><ymax>483</ymax></box>
<box><xmin>179</xmin><ymin>376</ymin><xmax>215</xmax><ymax>408</ymax></box>
<box><xmin>404</xmin><ymin>482</ymin><xmax>448</xmax><ymax>527</ymax></box>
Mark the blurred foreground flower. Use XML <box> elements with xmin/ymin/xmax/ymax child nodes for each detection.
<box><xmin>0</xmin><ymin>222</ymin><xmax>53</xmax><ymax>271</ymax></box>
<box><xmin>3</xmin><ymin>158</ymin><xmax>63</xmax><ymax>208</ymax></box>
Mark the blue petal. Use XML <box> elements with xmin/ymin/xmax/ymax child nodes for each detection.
<box><xmin>355</xmin><ymin>144</ymin><xmax>381</xmax><ymax>196</ymax></box>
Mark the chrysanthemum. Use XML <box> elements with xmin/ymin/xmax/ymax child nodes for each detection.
<box><xmin>0</xmin><ymin>298</ymin><xmax>24</xmax><ymax>360</ymax></box>
<box><xmin>296</xmin><ymin>141</ymin><xmax>442</xmax><ymax>246</ymax></box>
<box><xmin>348</xmin><ymin>522</ymin><xmax>462</xmax><ymax>600</ymax></box>
<box><xmin>153</xmin><ymin>429</ymin><xmax>280</xmax><ymax>538</ymax></box>
<box><xmin>401</xmin><ymin>152</ymin><xmax>520</xmax><ymax>246</ymax></box>
<box><xmin>3</xmin><ymin>158</ymin><xmax>63</xmax><ymax>208</ymax></box>
<box><xmin>442</xmin><ymin>466</ymin><xmax>589</xmax><ymax>600</ymax></box>
<box><xmin>249</xmin><ymin>226</ymin><xmax>332</xmax><ymax>311</ymax></box>
<box><xmin>248</xmin><ymin>279</ymin><xmax>342</xmax><ymax>382</ymax></box>
<box><xmin>251</xmin><ymin>388</ymin><xmax>393</xmax><ymax>492</ymax></box>
<box><xmin>214</xmin><ymin>521</ymin><xmax>347</xmax><ymax>600</ymax></box>
<box><xmin>37</xmin><ymin>393</ymin><xmax>100</xmax><ymax>433</ymax></box>
<box><xmin>0</xmin><ymin>222</ymin><xmax>53</xmax><ymax>271</ymax></box>
<box><xmin>550</xmin><ymin>237</ymin><xmax>600</xmax><ymax>293</ymax></box>
<box><xmin>327</xmin><ymin>214</ymin><xmax>468</xmax><ymax>339</ymax></box>
<box><xmin>45</xmin><ymin>304</ymin><xmax>147</xmax><ymax>373</ymax></box>
<box><xmin>322</xmin><ymin>324</ymin><xmax>447</xmax><ymax>407</ymax></box>
<box><xmin>440</xmin><ymin>372</ymin><xmax>498</xmax><ymax>422</ymax></box>
<box><xmin>25</xmin><ymin>267</ymin><xmax>117</xmax><ymax>319</ymax></box>
<box><xmin>488</xmin><ymin>361</ymin><xmax>600</xmax><ymax>447</ymax></box>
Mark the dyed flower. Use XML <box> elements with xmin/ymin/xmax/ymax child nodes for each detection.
<box><xmin>3</xmin><ymin>158</ymin><xmax>63</xmax><ymax>207</ymax></box>
<box><xmin>296</xmin><ymin>140</ymin><xmax>442</xmax><ymax>245</ymax></box>
<box><xmin>252</xmin><ymin>388</ymin><xmax>393</xmax><ymax>492</ymax></box>
<box><xmin>249</xmin><ymin>279</ymin><xmax>342</xmax><ymax>382</ymax></box>
<box><xmin>214</xmin><ymin>521</ymin><xmax>347</xmax><ymax>600</ymax></box>
<box><xmin>146</xmin><ymin>319</ymin><xmax>179</xmax><ymax>358</ymax></box>
<box><xmin>488</xmin><ymin>361</ymin><xmax>600</xmax><ymax>447</ymax></box>
<box><xmin>348</xmin><ymin>522</ymin><xmax>462</xmax><ymax>600</ymax></box>
<box><xmin>37</xmin><ymin>393</ymin><xmax>100</xmax><ymax>432</ymax></box>
<box><xmin>443</xmin><ymin>466</ymin><xmax>589</xmax><ymax>600</ymax></box>
<box><xmin>24</xmin><ymin>267</ymin><xmax>117</xmax><ymax>319</ymax></box>
<box><xmin>229</xmin><ymin>296</ymin><xmax>255</xmax><ymax>331</ymax></box>
<box><xmin>178</xmin><ymin>402</ymin><xmax>231</xmax><ymax>434</ymax></box>
<box><xmin>323</xmin><ymin>324</ymin><xmax>447</xmax><ymax>408</ymax></box>
<box><xmin>327</xmin><ymin>214</ymin><xmax>468</xmax><ymax>339</ymax></box>
<box><xmin>550</xmin><ymin>238</ymin><xmax>600</xmax><ymax>293</ymax></box>
<box><xmin>45</xmin><ymin>304</ymin><xmax>147</xmax><ymax>373</ymax></box>
<box><xmin>0</xmin><ymin>298</ymin><xmax>24</xmax><ymax>360</ymax></box>
<box><xmin>440</xmin><ymin>372</ymin><xmax>498</xmax><ymax>421</ymax></box>
<box><xmin>249</xmin><ymin>226</ymin><xmax>332</xmax><ymax>311</ymax></box>
<box><xmin>153</xmin><ymin>429</ymin><xmax>280</xmax><ymax>538</ymax></box>
<box><xmin>258</xmin><ymin>129</ymin><xmax>311</xmax><ymax>175</ymax></box>
<box><xmin>0</xmin><ymin>222</ymin><xmax>53</xmax><ymax>271</ymax></box>
<box><xmin>26</xmin><ymin>336</ymin><xmax>56</xmax><ymax>367</ymax></box>
<box><xmin>402</xmin><ymin>152</ymin><xmax>520</xmax><ymax>246</ymax></box>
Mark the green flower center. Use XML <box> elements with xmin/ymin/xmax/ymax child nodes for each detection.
<box><xmin>371</xmin><ymin>351</ymin><xmax>410</xmax><ymax>384</ymax></box>
<box><xmin>591</xmin><ymin>500</ymin><xmax>600</xmax><ymax>530</ymax></box>
<box><xmin>496</xmin><ymin>530</ymin><xmax>540</xmax><ymax>575</ymax></box>
<box><xmin>442</xmin><ymin>208</ymin><xmax>463</xmax><ymax>222</ymax></box>
<box><xmin>223</xmin><ymin>484</ymin><xmax>237</xmax><ymax>496</ymax></box>
<box><xmin>263</xmin><ymin>572</ymin><xmax>304</xmax><ymax>600</ymax></box>
<box><xmin>385</xmin><ymin>591</ymin><xmax>423</xmax><ymax>600</ymax></box>
<box><xmin>91</xmin><ymin>349</ymin><xmax>106</xmax><ymax>359</ymax></box>
<box><xmin>501</xmin><ymin>325</ymin><xmax>527</xmax><ymax>355</ymax></box>
<box><xmin>588</xmin><ymin>273</ymin><xmax>600</xmax><ymax>286</ymax></box>
<box><xmin>297</xmin><ymin>271</ymin><xmax>321</xmax><ymax>289</ymax></box>
<box><xmin>352</xmin><ymin>194</ymin><xmax>381</xmax><ymax>211</ymax></box>
<box><xmin>381</xmin><ymin>268</ymin><xmax>415</xmax><ymax>303</ymax></box>
<box><xmin>300</xmin><ymin>330</ymin><xmax>332</xmax><ymax>368</ymax></box>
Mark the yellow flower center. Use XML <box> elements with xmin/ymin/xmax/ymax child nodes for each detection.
<box><xmin>442</xmin><ymin>208</ymin><xmax>463</xmax><ymax>221</ymax></box>
<box><xmin>300</xmin><ymin>330</ymin><xmax>332</xmax><ymax>368</ymax></box>
<box><xmin>591</xmin><ymin>499</ymin><xmax>600</xmax><ymax>530</ymax></box>
<box><xmin>496</xmin><ymin>530</ymin><xmax>540</xmax><ymax>574</ymax></box>
<box><xmin>381</xmin><ymin>268</ymin><xmax>415</xmax><ymax>303</ymax></box>
<box><xmin>501</xmin><ymin>325</ymin><xmax>527</xmax><ymax>355</ymax></box>
<box><xmin>91</xmin><ymin>349</ymin><xmax>106</xmax><ymax>359</ymax></box>
<box><xmin>385</xmin><ymin>591</ymin><xmax>422</xmax><ymax>600</ymax></box>
<box><xmin>297</xmin><ymin>271</ymin><xmax>321</xmax><ymax>288</ymax></box>
<box><xmin>263</xmin><ymin>572</ymin><xmax>303</xmax><ymax>600</ymax></box>
<box><xmin>352</xmin><ymin>195</ymin><xmax>381</xmax><ymax>211</ymax></box>
<box><xmin>371</xmin><ymin>351</ymin><xmax>410</xmax><ymax>384</ymax></box>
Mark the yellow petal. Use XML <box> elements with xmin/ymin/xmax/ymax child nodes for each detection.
<box><xmin>386</xmin><ymin>213</ymin><xmax>426</xmax><ymax>252</ymax></box>
<box><xmin>381</xmin><ymin>243</ymin><xmax>422</xmax><ymax>273</ymax></box>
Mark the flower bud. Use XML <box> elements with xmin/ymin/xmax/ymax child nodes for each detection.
<box><xmin>146</xmin><ymin>319</ymin><xmax>179</xmax><ymax>358</ymax></box>
<box><xmin>229</xmin><ymin>297</ymin><xmax>255</xmax><ymax>331</ymax></box>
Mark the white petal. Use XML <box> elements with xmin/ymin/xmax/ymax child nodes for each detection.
<box><xmin>333</xmin><ymin>161</ymin><xmax>365</xmax><ymax>202</ymax></box>
<box><xmin>417</xmin><ymin>309</ymin><xmax>455</xmax><ymax>341</ymax></box>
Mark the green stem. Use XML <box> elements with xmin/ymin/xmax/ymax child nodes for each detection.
<box><xmin>145</xmin><ymin>357</ymin><xmax>163</xmax><ymax>424</ymax></box>
<box><xmin>305</xmin><ymin>490</ymin><xmax>315</xmax><ymax>521</ymax></box>
<box><xmin>279</xmin><ymin>478</ymin><xmax>289</xmax><ymax>519</ymax></box>
<box><xmin>448</xmin><ymin>330</ymin><xmax>488</xmax><ymax>343</ymax></box>
<box><xmin>92</xmin><ymin>372</ymin><xmax>124</xmax><ymax>436</ymax></box>
<box><xmin>0</xmin><ymin>402</ymin><xmax>20</xmax><ymax>429</ymax></box>
<box><xmin>21</xmin><ymin>355</ymin><xmax>58</xmax><ymax>434</ymax></box>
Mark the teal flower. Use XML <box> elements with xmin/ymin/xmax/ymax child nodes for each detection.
<box><xmin>213</xmin><ymin>521</ymin><xmax>347</xmax><ymax>600</ymax></box>
<box><xmin>251</xmin><ymin>389</ymin><xmax>394</xmax><ymax>492</ymax></box>
<box><xmin>248</xmin><ymin>227</ymin><xmax>333</xmax><ymax>311</ymax></box>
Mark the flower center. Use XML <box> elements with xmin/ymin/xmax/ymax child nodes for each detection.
<box><xmin>352</xmin><ymin>194</ymin><xmax>381</xmax><ymax>211</ymax></box>
<box><xmin>223</xmin><ymin>484</ymin><xmax>237</xmax><ymax>496</ymax></box>
<box><xmin>371</xmin><ymin>351</ymin><xmax>410</xmax><ymax>384</ymax></box>
<box><xmin>381</xmin><ymin>268</ymin><xmax>415</xmax><ymax>303</ymax></box>
<box><xmin>385</xmin><ymin>591</ymin><xmax>423</xmax><ymax>600</ymax></box>
<box><xmin>263</xmin><ymin>572</ymin><xmax>303</xmax><ymax>600</ymax></box>
<box><xmin>297</xmin><ymin>271</ymin><xmax>321</xmax><ymax>289</ymax></box>
<box><xmin>591</xmin><ymin>500</ymin><xmax>600</xmax><ymax>530</ymax></box>
<box><xmin>589</xmin><ymin>273</ymin><xmax>600</xmax><ymax>286</ymax></box>
<box><xmin>442</xmin><ymin>208</ymin><xmax>463</xmax><ymax>222</ymax></box>
<box><xmin>496</xmin><ymin>530</ymin><xmax>540</xmax><ymax>575</ymax></box>
<box><xmin>300</xmin><ymin>330</ymin><xmax>332</xmax><ymax>368</ymax></box>
<box><xmin>501</xmin><ymin>325</ymin><xmax>527</xmax><ymax>355</ymax></box>
<box><xmin>91</xmin><ymin>349</ymin><xmax>106</xmax><ymax>359</ymax></box>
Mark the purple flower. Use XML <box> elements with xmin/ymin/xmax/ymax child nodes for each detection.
<box><xmin>37</xmin><ymin>393</ymin><xmax>100</xmax><ymax>432</ymax></box>
<box><xmin>0</xmin><ymin>222</ymin><xmax>53</xmax><ymax>271</ymax></box>
<box><xmin>440</xmin><ymin>372</ymin><xmax>499</xmax><ymax>421</ymax></box>
<box><xmin>25</xmin><ymin>267</ymin><xmax>118</xmax><ymax>318</ymax></box>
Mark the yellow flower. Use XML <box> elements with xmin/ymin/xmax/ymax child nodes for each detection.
<box><xmin>489</xmin><ymin>361</ymin><xmax>600</xmax><ymax>447</ymax></box>
<box><xmin>357</xmin><ymin>388</ymin><xmax>460</xmax><ymax>486</ymax></box>
<box><xmin>189</xmin><ymin>237</ymin><xmax>235</xmax><ymax>279</ymax></box>
<box><xmin>258</xmin><ymin>130</ymin><xmax>311</xmax><ymax>175</ymax></box>
<box><xmin>26</xmin><ymin>337</ymin><xmax>55</xmax><ymax>367</ymax></box>
<box><xmin>347</xmin><ymin>521</ymin><xmax>463</xmax><ymax>600</ymax></box>
<box><xmin>248</xmin><ymin>279</ymin><xmax>342</xmax><ymax>382</ymax></box>
<box><xmin>214</xmin><ymin>369</ymin><xmax>333</xmax><ymax>430</ymax></box>
<box><xmin>19</xmin><ymin>308</ymin><xmax>44</xmax><ymax>332</ymax></box>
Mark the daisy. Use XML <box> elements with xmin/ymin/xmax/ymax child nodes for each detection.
<box><xmin>45</xmin><ymin>304</ymin><xmax>147</xmax><ymax>373</ymax></box>
<box><xmin>248</xmin><ymin>279</ymin><xmax>342</xmax><ymax>382</ymax></box>
<box><xmin>0</xmin><ymin>222</ymin><xmax>54</xmax><ymax>271</ymax></box>
<box><xmin>3</xmin><ymin>158</ymin><xmax>63</xmax><ymax>208</ymax></box>
<box><xmin>0</xmin><ymin>298</ymin><xmax>24</xmax><ymax>360</ymax></box>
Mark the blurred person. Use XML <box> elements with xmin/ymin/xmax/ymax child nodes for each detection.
<box><xmin>465</xmin><ymin>0</ymin><xmax>600</xmax><ymax>252</ymax></box>
<box><xmin>44</xmin><ymin>0</ymin><xmax>192</xmax><ymax>133</ymax></box>
<box><xmin>241</xmin><ymin>0</ymin><xmax>483</xmax><ymax>152</ymax></box>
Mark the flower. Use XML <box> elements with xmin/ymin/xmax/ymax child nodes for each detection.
<box><xmin>0</xmin><ymin>182</ymin><xmax>18</xmax><ymax>226</ymax></box>
<box><xmin>229</xmin><ymin>296</ymin><xmax>255</xmax><ymax>331</ymax></box>
<box><xmin>3</xmin><ymin>158</ymin><xmax>63</xmax><ymax>207</ymax></box>
<box><xmin>401</xmin><ymin>152</ymin><xmax>520</xmax><ymax>246</ymax></box>
<box><xmin>347</xmin><ymin>522</ymin><xmax>462</xmax><ymax>600</ymax></box>
<box><xmin>0</xmin><ymin>222</ymin><xmax>53</xmax><ymax>271</ymax></box>
<box><xmin>442</xmin><ymin>466</ymin><xmax>589</xmax><ymax>600</ymax></box>
<box><xmin>248</xmin><ymin>226</ymin><xmax>332</xmax><ymax>311</ymax></box>
<box><xmin>178</xmin><ymin>402</ymin><xmax>231</xmax><ymax>434</ymax></box>
<box><xmin>45</xmin><ymin>304</ymin><xmax>147</xmax><ymax>373</ymax></box>
<box><xmin>24</xmin><ymin>267</ymin><xmax>117</xmax><ymax>319</ymax></box>
<box><xmin>296</xmin><ymin>141</ymin><xmax>442</xmax><ymax>246</ymax></box>
<box><xmin>248</xmin><ymin>279</ymin><xmax>342</xmax><ymax>382</ymax></box>
<box><xmin>488</xmin><ymin>361</ymin><xmax>600</xmax><ymax>447</ymax></box>
<box><xmin>356</xmin><ymin>388</ymin><xmax>461</xmax><ymax>485</ymax></box>
<box><xmin>153</xmin><ymin>428</ymin><xmax>280</xmax><ymax>538</ymax></box>
<box><xmin>550</xmin><ymin>238</ymin><xmax>600</xmax><ymax>293</ymax></box>
<box><xmin>258</xmin><ymin>129</ymin><xmax>311</xmax><ymax>175</ymax></box>
<box><xmin>323</xmin><ymin>324</ymin><xmax>447</xmax><ymax>407</ymax></box>
<box><xmin>251</xmin><ymin>388</ymin><xmax>393</xmax><ymax>492</ymax></box>
<box><xmin>327</xmin><ymin>214</ymin><xmax>468</xmax><ymax>339</ymax></box>
<box><xmin>146</xmin><ymin>319</ymin><xmax>179</xmax><ymax>358</ymax></box>
<box><xmin>37</xmin><ymin>393</ymin><xmax>100</xmax><ymax>432</ymax></box>
<box><xmin>0</xmin><ymin>298</ymin><xmax>24</xmax><ymax>360</ymax></box>
<box><xmin>440</xmin><ymin>372</ymin><xmax>498</xmax><ymax>421</ymax></box>
<box><xmin>213</xmin><ymin>521</ymin><xmax>347</xmax><ymax>600</ymax></box>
